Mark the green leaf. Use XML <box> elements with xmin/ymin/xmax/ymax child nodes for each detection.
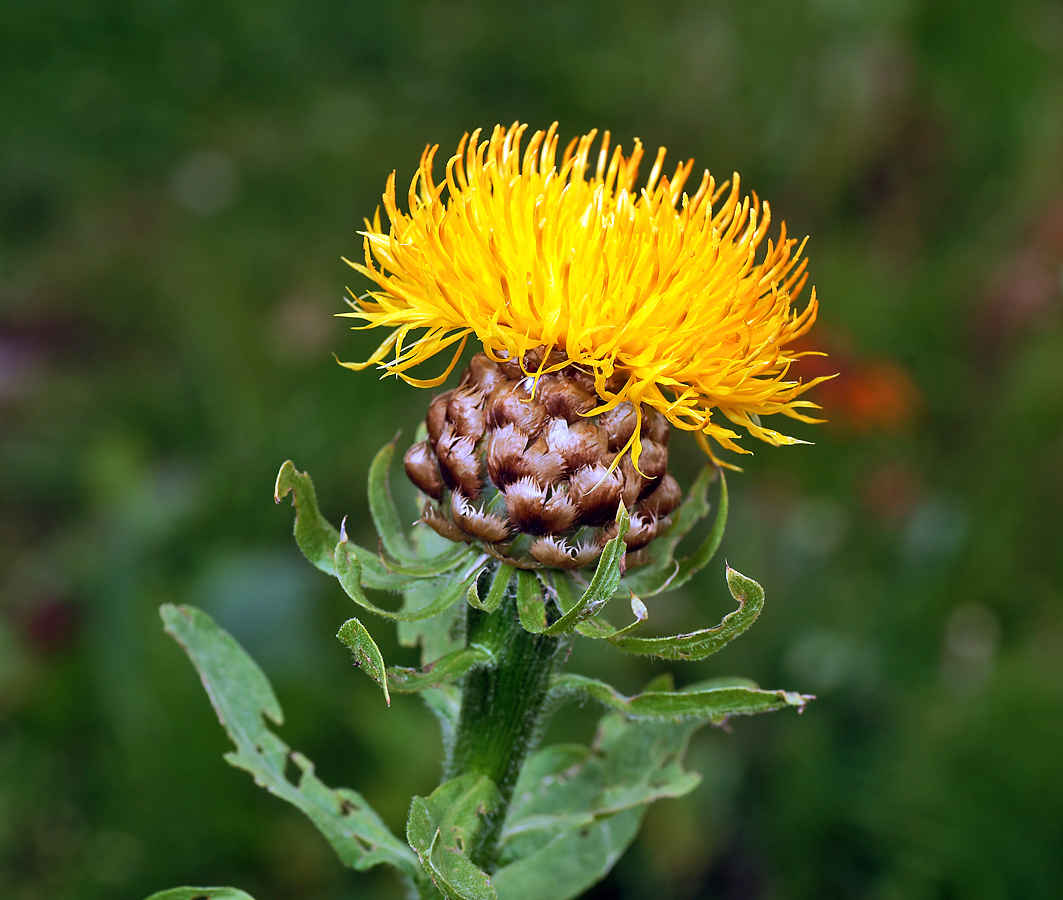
<box><xmin>398</xmin><ymin>580</ymin><xmax>466</xmax><ymax>665</ymax></box>
<box><xmin>548</xmin><ymin>673</ymin><xmax>811</xmax><ymax>723</ymax></box>
<box><xmin>380</xmin><ymin>542</ymin><xmax>473</xmax><ymax>577</ymax></box>
<box><xmin>335</xmin><ymin>540</ymin><xmax>483</xmax><ymax>622</ymax></box>
<box><xmin>666</xmin><ymin>470</ymin><xmax>728</xmax><ymax>593</ymax></box>
<box><xmin>492</xmin><ymin>809</ymin><xmax>643</xmax><ymax>900</ymax></box>
<box><xmin>275</xmin><ymin>461</ymin><xmax>342</xmax><ymax>574</ymax></box>
<box><xmin>570</xmin><ymin>591</ymin><xmax>647</xmax><ymax>641</ymax></box>
<box><xmin>515</xmin><ymin>570</ymin><xmax>546</xmax><ymax>634</ymax></box>
<box><xmin>492</xmin><ymin>707</ymin><xmax>706</xmax><ymax>900</ymax></box>
<box><xmin>368</xmin><ymin>439</ymin><xmax>419</xmax><ymax>563</ymax></box>
<box><xmin>420</xmin><ymin>685</ymin><xmax>462</xmax><ymax>757</ymax></box>
<box><xmin>399</xmin><ymin>526</ymin><xmax>469</xmax><ymax>664</ymax></box>
<box><xmin>336</xmin><ymin>617</ymin><xmax>390</xmax><ymax>706</ymax></box>
<box><xmin>408</xmin><ymin>774</ymin><xmax>502</xmax><ymax>900</ymax></box>
<box><xmin>543</xmin><ymin>505</ymin><xmax>629</xmax><ymax>636</ymax></box>
<box><xmin>469</xmin><ymin>563</ymin><xmax>514</xmax><ymax>613</ymax></box>
<box><xmin>622</xmin><ymin>468</ymin><xmax>728</xmax><ymax>598</ymax></box>
<box><xmin>275</xmin><ymin>461</ymin><xmax>420</xmax><ymax>592</ymax></box>
<box><xmin>388</xmin><ymin>644</ymin><xmax>496</xmax><ymax>693</ymax></box>
<box><xmin>620</xmin><ymin>465</ymin><xmax>717</xmax><ymax>596</ymax></box>
<box><xmin>608</xmin><ymin>566</ymin><xmax>765</xmax><ymax>660</ymax></box>
<box><xmin>145</xmin><ymin>889</ymin><xmax>256</xmax><ymax>900</ymax></box>
<box><xmin>160</xmin><ymin>604</ymin><xmax>420</xmax><ymax>883</ymax></box>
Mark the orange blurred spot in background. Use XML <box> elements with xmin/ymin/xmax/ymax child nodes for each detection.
<box><xmin>796</xmin><ymin>340</ymin><xmax>921</xmax><ymax>434</ymax></box>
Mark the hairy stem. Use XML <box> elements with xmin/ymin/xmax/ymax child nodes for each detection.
<box><xmin>447</xmin><ymin>586</ymin><xmax>563</xmax><ymax>872</ymax></box>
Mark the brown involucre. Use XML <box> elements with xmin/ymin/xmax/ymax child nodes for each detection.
<box><xmin>403</xmin><ymin>351</ymin><xmax>699</xmax><ymax>570</ymax></box>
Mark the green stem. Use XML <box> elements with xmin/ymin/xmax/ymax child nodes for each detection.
<box><xmin>447</xmin><ymin>584</ymin><xmax>562</xmax><ymax>872</ymax></box>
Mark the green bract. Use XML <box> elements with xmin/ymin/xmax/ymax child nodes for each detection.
<box><xmin>151</xmin><ymin>444</ymin><xmax>811</xmax><ymax>900</ymax></box>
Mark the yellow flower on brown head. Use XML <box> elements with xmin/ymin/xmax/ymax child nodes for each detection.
<box><xmin>341</xmin><ymin>122</ymin><xmax>828</xmax><ymax>470</ymax></box>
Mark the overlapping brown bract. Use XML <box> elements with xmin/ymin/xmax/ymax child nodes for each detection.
<box><xmin>405</xmin><ymin>352</ymin><xmax>684</xmax><ymax>570</ymax></box>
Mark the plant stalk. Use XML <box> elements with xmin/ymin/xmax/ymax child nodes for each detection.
<box><xmin>447</xmin><ymin>586</ymin><xmax>562</xmax><ymax>872</ymax></box>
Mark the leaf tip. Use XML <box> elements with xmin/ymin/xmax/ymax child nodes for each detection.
<box><xmin>274</xmin><ymin>460</ymin><xmax>297</xmax><ymax>503</ymax></box>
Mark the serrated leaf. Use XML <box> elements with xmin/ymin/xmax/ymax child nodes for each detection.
<box><xmin>275</xmin><ymin>461</ymin><xmax>420</xmax><ymax>592</ymax></box>
<box><xmin>160</xmin><ymin>604</ymin><xmax>420</xmax><ymax>884</ymax></box>
<box><xmin>492</xmin><ymin>706</ymin><xmax>705</xmax><ymax>900</ymax></box>
<box><xmin>368</xmin><ymin>439</ymin><xmax>419</xmax><ymax>563</ymax></box>
<box><xmin>543</xmin><ymin>505</ymin><xmax>629</xmax><ymax>636</ymax></box>
<box><xmin>515</xmin><ymin>570</ymin><xmax>546</xmax><ymax>634</ymax></box>
<box><xmin>608</xmin><ymin>566</ymin><xmax>765</xmax><ymax>660</ymax></box>
<box><xmin>408</xmin><ymin>774</ymin><xmax>502</xmax><ymax>900</ymax></box>
<box><xmin>469</xmin><ymin>563</ymin><xmax>514</xmax><ymax>613</ymax></box>
<box><xmin>145</xmin><ymin>889</ymin><xmax>257</xmax><ymax>900</ymax></box>
<box><xmin>335</xmin><ymin>540</ymin><xmax>482</xmax><ymax>622</ymax></box>
<box><xmin>548</xmin><ymin>673</ymin><xmax>811</xmax><ymax>723</ymax></box>
<box><xmin>388</xmin><ymin>644</ymin><xmax>496</xmax><ymax>693</ymax></box>
<box><xmin>336</xmin><ymin>617</ymin><xmax>390</xmax><ymax>706</ymax></box>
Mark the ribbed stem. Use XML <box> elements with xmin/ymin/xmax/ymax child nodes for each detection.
<box><xmin>447</xmin><ymin>589</ymin><xmax>562</xmax><ymax>871</ymax></box>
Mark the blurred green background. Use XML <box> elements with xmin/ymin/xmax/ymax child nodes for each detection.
<box><xmin>3</xmin><ymin>0</ymin><xmax>1062</xmax><ymax>898</ymax></box>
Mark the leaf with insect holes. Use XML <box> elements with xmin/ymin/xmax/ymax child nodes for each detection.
<box><xmin>408</xmin><ymin>774</ymin><xmax>502</xmax><ymax>900</ymax></box>
<box><xmin>491</xmin><ymin>685</ymin><xmax>706</xmax><ymax>900</ymax></box>
<box><xmin>161</xmin><ymin>604</ymin><xmax>421</xmax><ymax>886</ymax></box>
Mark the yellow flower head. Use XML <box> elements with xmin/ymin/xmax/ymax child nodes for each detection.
<box><xmin>341</xmin><ymin>122</ymin><xmax>829</xmax><ymax>469</ymax></box>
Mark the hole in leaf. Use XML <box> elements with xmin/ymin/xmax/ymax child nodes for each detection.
<box><xmin>340</xmin><ymin>799</ymin><xmax>356</xmax><ymax>816</ymax></box>
<box><xmin>284</xmin><ymin>754</ymin><xmax>302</xmax><ymax>784</ymax></box>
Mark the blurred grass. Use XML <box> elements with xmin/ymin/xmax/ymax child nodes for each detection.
<box><xmin>2</xmin><ymin>1</ymin><xmax>1062</xmax><ymax>898</ymax></box>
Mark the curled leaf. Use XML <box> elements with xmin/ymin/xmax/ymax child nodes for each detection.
<box><xmin>468</xmin><ymin>563</ymin><xmax>515</xmax><ymax>613</ymax></box>
<box><xmin>548</xmin><ymin>672</ymin><xmax>812</xmax><ymax>723</ymax></box>
<box><xmin>608</xmin><ymin>566</ymin><xmax>765</xmax><ymax>660</ymax></box>
<box><xmin>335</xmin><ymin>540</ymin><xmax>481</xmax><ymax>622</ymax></box>
<box><xmin>388</xmin><ymin>645</ymin><xmax>496</xmax><ymax>693</ymax></box>
<box><xmin>275</xmin><ymin>461</ymin><xmax>420</xmax><ymax>591</ymax></box>
<box><xmin>516</xmin><ymin>570</ymin><xmax>546</xmax><ymax>634</ymax></box>
<box><xmin>368</xmin><ymin>438</ymin><xmax>418</xmax><ymax>563</ymax></box>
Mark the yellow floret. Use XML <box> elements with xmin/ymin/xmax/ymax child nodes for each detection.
<box><xmin>340</xmin><ymin>122</ymin><xmax>829</xmax><ymax>469</ymax></box>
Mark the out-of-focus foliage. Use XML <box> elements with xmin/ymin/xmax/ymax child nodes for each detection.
<box><xmin>1</xmin><ymin>0</ymin><xmax>1061</xmax><ymax>898</ymax></box>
